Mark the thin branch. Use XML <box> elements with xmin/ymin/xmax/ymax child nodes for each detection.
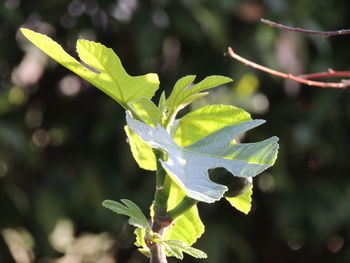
<box><xmin>226</xmin><ymin>47</ymin><xmax>350</xmax><ymax>88</ymax></box>
<box><xmin>261</xmin><ymin>18</ymin><xmax>350</xmax><ymax>38</ymax></box>
<box><xmin>299</xmin><ymin>69</ymin><xmax>350</xmax><ymax>79</ymax></box>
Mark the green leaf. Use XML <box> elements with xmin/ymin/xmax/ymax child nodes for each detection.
<box><xmin>165</xmin><ymin>75</ymin><xmax>232</xmax><ymax>125</ymax></box>
<box><xmin>164</xmin><ymin>182</ymin><xmax>204</xmax><ymax>245</ymax></box>
<box><xmin>162</xmin><ymin>239</ymin><xmax>207</xmax><ymax>259</ymax></box>
<box><xmin>172</xmin><ymin>104</ymin><xmax>252</xmax><ymax>147</ymax></box>
<box><xmin>164</xmin><ymin>105</ymin><xmax>251</xmax><ymax>241</ymax></box>
<box><xmin>225</xmin><ymin>185</ymin><xmax>253</xmax><ymax>214</ymax></box>
<box><xmin>166</xmin><ymin>75</ymin><xmax>232</xmax><ymax>110</ymax></box>
<box><xmin>134</xmin><ymin>228</ymin><xmax>151</xmax><ymax>257</ymax></box>
<box><xmin>166</xmin><ymin>75</ymin><xmax>196</xmax><ymax>108</ymax></box>
<box><xmin>134</xmin><ymin>227</ymin><xmax>147</xmax><ymax>248</ymax></box>
<box><xmin>128</xmin><ymin>97</ymin><xmax>160</xmax><ymax>127</ymax></box>
<box><xmin>20</xmin><ymin>28</ymin><xmax>159</xmax><ymax>108</ymax></box>
<box><xmin>158</xmin><ymin>91</ymin><xmax>166</xmax><ymax>114</ymax></box>
<box><xmin>102</xmin><ymin>199</ymin><xmax>150</xmax><ymax>229</ymax></box>
<box><xmin>172</xmin><ymin>105</ymin><xmax>255</xmax><ymax>214</ymax></box>
<box><xmin>124</xmin><ymin>126</ymin><xmax>156</xmax><ymax>171</ymax></box>
<box><xmin>164</xmin><ymin>244</ymin><xmax>184</xmax><ymax>259</ymax></box>
<box><xmin>126</xmin><ymin>111</ymin><xmax>279</xmax><ymax>203</ymax></box>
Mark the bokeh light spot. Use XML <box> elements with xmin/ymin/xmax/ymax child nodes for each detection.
<box><xmin>49</xmin><ymin>128</ymin><xmax>65</xmax><ymax>146</ymax></box>
<box><xmin>68</xmin><ymin>0</ymin><xmax>85</xmax><ymax>17</ymax></box>
<box><xmin>59</xmin><ymin>75</ymin><xmax>81</xmax><ymax>97</ymax></box>
<box><xmin>327</xmin><ymin>235</ymin><xmax>344</xmax><ymax>253</ymax></box>
<box><xmin>257</xmin><ymin>173</ymin><xmax>275</xmax><ymax>193</ymax></box>
<box><xmin>9</xmin><ymin>86</ymin><xmax>27</xmax><ymax>105</ymax></box>
<box><xmin>252</xmin><ymin>93</ymin><xmax>269</xmax><ymax>114</ymax></box>
<box><xmin>25</xmin><ymin>103</ymin><xmax>43</xmax><ymax>129</ymax></box>
<box><xmin>32</xmin><ymin>129</ymin><xmax>50</xmax><ymax>148</ymax></box>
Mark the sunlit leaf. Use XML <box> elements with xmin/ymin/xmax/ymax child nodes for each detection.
<box><xmin>172</xmin><ymin>104</ymin><xmax>252</xmax><ymax>146</ymax></box>
<box><xmin>124</xmin><ymin>126</ymin><xmax>156</xmax><ymax>171</ymax></box>
<box><xmin>134</xmin><ymin>228</ymin><xmax>150</xmax><ymax>257</ymax></box>
<box><xmin>20</xmin><ymin>29</ymin><xmax>159</xmax><ymax>108</ymax></box>
<box><xmin>128</xmin><ymin>97</ymin><xmax>160</xmax><ymax>127</ymax></box>
<box><xmin>126</xmin><ymin>111</ymin><xmax>279</xmax><ymax>203</ymax></box>
<box><xmin>165</xmin><ymin>75</ymin><xmax>232</xmax><ymax>124</ymax></box>
<box><xmin>102</xmin><ymin>199</ymin><xmax>150</xmax><ymax>229</ymax></box>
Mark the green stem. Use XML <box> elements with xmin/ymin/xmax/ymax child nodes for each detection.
<box><xmin>153</xmin><ymin>150</ymin><xmax>171</xmax><ymax>216</ymax></box>
<box><xmin>164</xmin><ymin>109</ymin><xmax>177</xmax><ymax>131</ymax></box>
<box><xmin>167</xmin><ymin>196</ymin><xmax>198</xmax><ymax>220</ymax></box>
<box><xmin>149</xmin><ymin>150</ymin><xmax>173</xmax><ymax>263</ymax></box>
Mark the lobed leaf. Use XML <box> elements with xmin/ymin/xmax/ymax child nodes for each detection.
<box><xmin>20</xmin><ymin>29</ymin><xmax>159</xmax><ymax>108</ymax></box>
<box><xmin>166</xmin><ymin>75</ymin><xmax>196</xmax><ymax>109</ymax></box>
<box><xmin>126</xmin><ymin>111</ymin><xmax>279</xmax><ymax>203</ymax></box>
<box><xmin>102</xmin><ymin>199</ymin><xmax>150</xmax><ymax>229</ymax></box>
<box><xmin>165</xmin><ymin>75</ymin><xmax>232</xmax><ymax>123</ymax></box>
<box><xmin>166</xmin><ymin>75</ymin><xmax>232</xmax><ymax>110</ymax></box>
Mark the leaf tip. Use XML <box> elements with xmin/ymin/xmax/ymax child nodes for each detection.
<box><xmin>20</xmin><ymin>27</ymin><xmax>29</xmax><ymax>34</ymax></box>
<box><xmin>101</xmin><ymin>199</ymin><xmax>112</xmax><ymax>208</ymax></box>
<box><xmin>20</xmin><ymin>28</ymin><xmax>36</xmax><ymax>39</ymax></box>
<box><xmin>145</xmin><ymin>73</ymin><xmax>160</xmax><ymax>85</ymax></box>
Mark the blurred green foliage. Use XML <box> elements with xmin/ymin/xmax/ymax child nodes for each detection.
<box><xmin>1</xmin><ymin>0</ymin><xmax>350</xmax><ymax>262</ymax></box>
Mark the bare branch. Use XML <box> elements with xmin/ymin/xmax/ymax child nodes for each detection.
<box><xmin>226</xmin><ymin>47</ymin><xmax>350</xmax><ymax>88</ymax></box>
<box><xmin>299</xmin><ymin>69</ymin><xmax>350</xmax><ymax>79</ymax></box>
<box><xmin>261</xmin><ymin>18</ymin><xmax>350</xmax><ymax>38</ymax></box>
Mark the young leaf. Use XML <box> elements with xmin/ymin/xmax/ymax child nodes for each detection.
<box><xmin>126</xmin><ymin>111</ymin><xmax>279</xmax><ymax>203</ymax></box>
<box><xmin>165</xmin><ymin>75</ymin><xmax>232</xmax><ymax>126</ymax></box>
<box><xmin>158</xmin><ymin>91</ymin><xmax>166</xmax><ymax>114</ymax></box>
<box><xmin>20</xmin><ymin>29</ymin><xmax>159</xmax><ymax>108</ymax></box>
<box><xmin>134</xmin><ymin>228</ymin><xmax>151</xmax><ymax>258</ymax></box>
<box><xmin>162</xmin><ymin>239</ymin><xmax>207</xmax><ymax>259</ymax></box>
<box><xmin>166</xmin><ymin>75</ymin><xmax>232</xmax><ymax>110</ymax></box>
<box><xmin>102</xmin><ymin>199</ymin><xmax>150</xmax><ymax>229</ymax></box>
<box><xmin>134</xmin><ymin>227</ymin><xmax>147</xmax><ymax>248</ymax></box>
<box><xmin>225</xmin><ymin>185</ymin><xmax>253</xmax><ymax>214</ymax></box>
<box><xmin>166</xmin><ymin>75</ymin><xmax>196</xmax><ymax>108</ymax></box>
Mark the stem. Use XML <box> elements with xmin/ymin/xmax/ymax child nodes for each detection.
<box><xmin>261</xmin><ymin>18</ymin><xmax>350</xmax><ymax>38</ymax></box>
<box><xmin>168</xmin><ymin>196</ymin><xmax>198</xmax><ymax>220</ymax></box>
<box><xmin>299</xmin><ymin>69</ymin><xmax>350</xmax><ymax>79</ymax></box>
<box><xmin>153</xmin><ymin>150</ymin><xmax>171</xmax><ymax>216</ymax></box>
<box><xmin>164</xmin><ymin>109</ymin><xmax>177</xmax><ymax>132</ymax></box>
<box><xmin>148</xmin><ymin>150</ymin><xmax>173</xmax><ymax>263</ymax></box>
<box><xmin>226</xmin><ymin>47</ymin><xmax>350</xmax><ymax>88</ymax></box>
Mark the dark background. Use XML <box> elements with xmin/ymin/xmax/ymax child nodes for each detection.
<box><xmin>1</xmin><ymin>0</ymin><xmax>350</xmax><ymax>262</ymax></box>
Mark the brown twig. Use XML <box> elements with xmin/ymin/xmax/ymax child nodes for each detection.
<box><xmin>261</xmin><ymin>18</ymin><xmax>350</xmax><ymax>38</ymax></box>
<box><xmin>226</xmin><ymin>47</ymin><xmax>350</xmax><ymax>88</ymax></box>
<box><xmin>299</xmin><ymin>69</ymin><xmax>350</xmax><ymax>79</ymax></box>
